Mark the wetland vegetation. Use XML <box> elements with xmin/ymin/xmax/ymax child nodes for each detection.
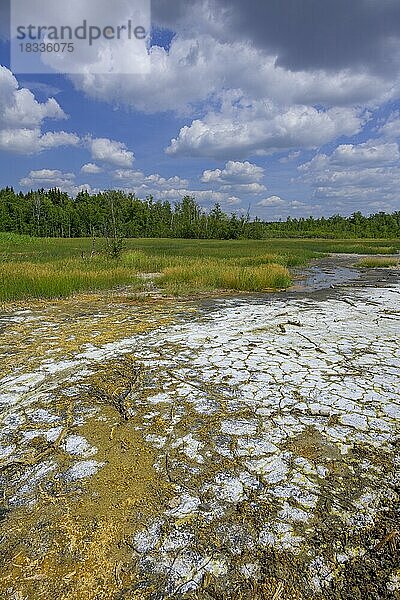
<box><xmin>1</xmin><ymin>232</ymin><xmax>399</xmax><ymax>301</ymax></box>
<box><xmin>357</xmin><ymin>256</ymin><xmax>400</xmax><ymax>268</ymax></box>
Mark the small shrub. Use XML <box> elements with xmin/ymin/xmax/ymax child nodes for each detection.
<box><xmin>103</xmin><ymin>236</ymin><xmax>125</xmax><ymax>260</ymax></box>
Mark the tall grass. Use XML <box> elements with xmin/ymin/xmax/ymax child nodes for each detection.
<box><xmin>1</xmin><ymin>233</ymin><xmax>399</xmax><ymax>301</ymax></box>
<box><xmin>159</xmin><ymin>260</ymin><xmax>292</xmax><ymax>294</ymax></box>
<box><xmin>0</xmin><ymin>259</ymin><xmax>142</xmax><ymax>302</ymax></box>
<box><xmin>121</xmin><ymin>250</ymin><xmax>174</xmax><ymax>272</ymax></box>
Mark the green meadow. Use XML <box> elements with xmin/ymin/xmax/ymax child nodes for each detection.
<box><xmin>0</xmin><ymin>233</ymin><xmax>399</xmax><ymax>301</ymax></box>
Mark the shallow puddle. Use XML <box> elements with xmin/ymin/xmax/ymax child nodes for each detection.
<box><xmin>0</xmin><ymin>280</ymin><xmax>399</xmax><ymax>599</ymax></box>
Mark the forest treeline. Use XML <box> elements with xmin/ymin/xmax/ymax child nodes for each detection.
<box><xmin>0</xmin><ymin>187</ymin><xmax>399</xmax><ymax>239</ymax></box>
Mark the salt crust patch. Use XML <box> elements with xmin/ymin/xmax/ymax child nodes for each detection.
<box><xmin>1</xmin><ymin>283</ymin><xmax>399</xmax><ymax>595</ymax></box>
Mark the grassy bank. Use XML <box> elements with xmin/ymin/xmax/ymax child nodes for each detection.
<box><xmin>1</xmin><ymin>233</ymin><xmax>399</xmax><ymax>301</ymax></box>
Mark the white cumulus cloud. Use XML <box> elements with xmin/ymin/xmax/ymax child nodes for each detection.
<box><xmin>0</xmin><ymin>66</ymin><xmax>80</xmax><ymax>154</ymax></box>
<box><xmin>258</xmin><ymin>196</ymin><xmax>286</xmax><ymax>206</ymax></box>
<box><xmin>81</xmin><ymin>163</ymin><xmax>103</xmax><ymax>174</ymax></box>
<box><xmin>298</xmin><ymin>139</ymin><xmax>400</xmax><ymax>213</ymax></box>
<box><xmin>87</xmin><ymin>137</ymin><xmax>134</xmax><ymax>168</ymax></box>
<box><xmin>167</xmin><ymin>98</ymin><xmax>366</xmax><ymax>159</ymax></box>
<box><xmin>201</xmin><ymin>160</ymin><xmax>264</xmax><ymax>183</ymax></box>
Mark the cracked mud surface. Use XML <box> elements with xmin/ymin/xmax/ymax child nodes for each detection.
<box><xmin>0</xmin><ymin>271</ymin><xmax>399</xmax><ymax>599</ymax></box>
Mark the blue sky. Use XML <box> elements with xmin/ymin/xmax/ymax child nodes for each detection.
<box><xmin>0</xmin><ymin>0</ymin><xmax>400</xmax><ymax>220</ymax></box>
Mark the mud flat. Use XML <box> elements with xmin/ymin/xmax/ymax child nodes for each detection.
<box><xmin>0</xmin><ymin>263</ymin><xmax>399</xmax><ymax>599</ymax></box>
